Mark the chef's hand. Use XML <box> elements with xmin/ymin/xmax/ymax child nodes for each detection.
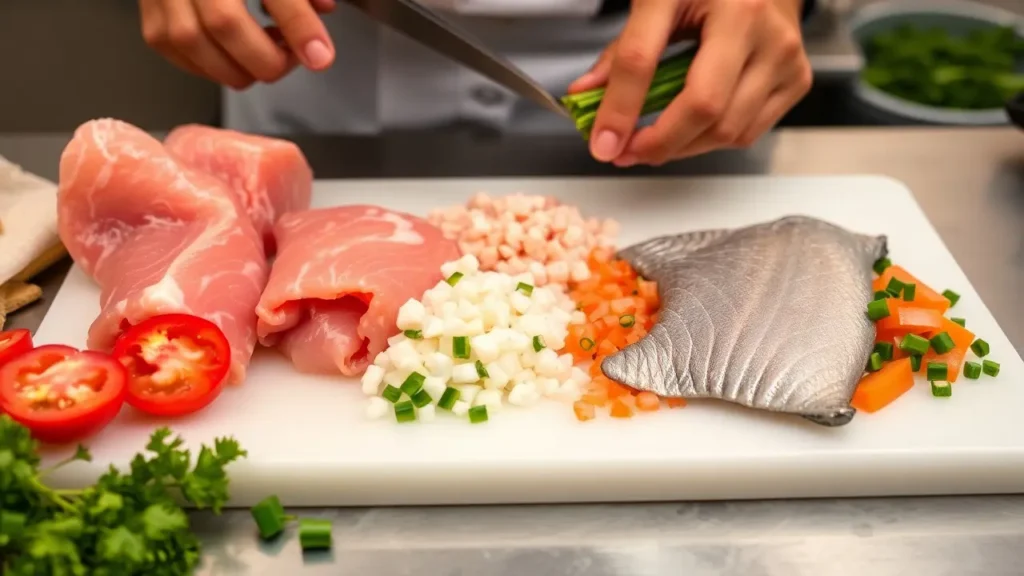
<box><xmin>568</xmin><ymin>0</ymin><xmax>812</xmax><ymax>166</ymax></box>
<box><xmin>140</xmin><ymin>0</ymin><xmax>337</xmax><ymax>89</ymax></box>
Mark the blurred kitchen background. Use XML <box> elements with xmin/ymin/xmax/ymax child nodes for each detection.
<box><xmin>0</xmin><ymin>0</ymin><xmax>1021</xmax><ymax>132</ymax></box>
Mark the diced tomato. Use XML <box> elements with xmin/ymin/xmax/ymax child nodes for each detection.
<box><xmin>112</xmin><ymin>314</ymin><xmax>231</xmax><ymax>417</ymax></box>
<box><xmin>0</xmin><ymin>329</ymin><xmax>34</xmax><ymax>369</ymax></box>
<box><xmin>0</xmin><ymin>344</ymin><xmax>127</xmax><ymax>443</ymax></box>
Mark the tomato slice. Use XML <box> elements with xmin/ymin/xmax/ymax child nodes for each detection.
<box><xmin>0</xmin><ymin>329</ymin><xmax>34</xmax><ymax>369</ymax></box>
<box><xmin>112</xmin><ymin>314</ymin><xmax>231</xmax><ymax>417</ymax></box>
<box><xmin>0</xmin><ymin>345</ymin><xmax>127</xmax><ymax>443</ymax></box>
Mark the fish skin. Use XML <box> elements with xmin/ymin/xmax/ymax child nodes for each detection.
<box><xmin>601</xmin><ymin>216</ymin><xmax>887</xmax><ymax>427</ymax></box>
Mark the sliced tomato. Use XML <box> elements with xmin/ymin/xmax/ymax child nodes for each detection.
<box><xmin>112</xmin><ymin>314</ymin><xmax>231</xmax><ymax>417</ymax></box>
<box><xmin>0</xmin><ymin>329</ymin><xmax>34</xmax><ymax>369</ymax></box>
<box><xmin>0</xmin><ymin>345</ymin><xmax>127</xmax><ymax>443</ymax></box>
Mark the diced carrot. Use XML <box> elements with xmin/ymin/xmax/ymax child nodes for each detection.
<box><xmin>637</xmin><ymin>279</ymin><xmax>658</xmax><ymax>305</ymax></box>
<box><xmin>873</xmin><ymin>266</ymin><xmax>950</xmax><ymax>313</ymax></box>
<box><xmin>875</xmin><ymin>301</ymin><xmax>944</xmax><ymax>338</ymax></box>
<box><xmin>919</xmin><ymin>348</ymin><xmax>966</xmax><ymax>382</ymax></box>
<box><xmin>850</xmin><ymin>357</ymin><xmax>915</xmax><ymax>413</ymax></box>
<box><xmin>573</xmin><ymin>401</ymin><xmax>596</xmax><ymax>422</ymax></box>
<box><xmin>609</xmin><ymin>297</ymin><xmax>636</xmax><ymax>315</ymax></box>
<box><xmin>606</xmin><ymin>381</ymin><xmax>631</xmax><ymax>399</ymax></box>
<box><xmin>599</xmin><ymin>283</ymin><xmax>624</xmax><ymax>299</ymax></box>
<box><xmin>665</xmin><ymin>397</ymin><xmax>687</xmax><ymax>408</ymax></box>
<box><xmin>589</xmin><ymin>358</ymin><xmax>606</xmax><ymax>377</ymax></box>
<box><xmin>596</xmin><ymin>339</ymin><xmax>619</xmax><ymax>357</ymax></box>
<box><xmin>635</xmin><ymin>391</ymin><xmax>660</xmax><ymax>411</ymax></box>
<box><xmin>606</xmin><ymin>329</ymin><xmax>628</xmax><ymax>349</ymax></box>
<box><xmin>926</xmin><ymin>317</ymin><xmax>975</xmax><ymax>351</ymax></box>
<box><xmin>609</xmin><ymin>399</ymin><xmax>633</xmax><ymax>418</ymax></box>
<box><xmin>581</xmin><ymin>386</ymin><xmax>608</xmax><ymax>406</ymax></box>
<box><xmin>587</xmin><ymin>301</ymin><xmax>610</xmax><ymax>322</ymax></box>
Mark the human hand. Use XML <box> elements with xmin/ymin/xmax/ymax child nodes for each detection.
<box><xmin>567</xmin><ymin>0</ymin><xmax>813</xmax><ymax>167</ymax></box>
<box><xmin>140</xmin><ymin>0</ymin><xmax>337</xmax><ymax>89</ymax></box>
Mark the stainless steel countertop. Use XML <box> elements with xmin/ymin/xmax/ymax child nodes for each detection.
<box><xmin>2</xmin><ymin>126</ymin><xmax>1022</xmax><ymax>574</ymax></box>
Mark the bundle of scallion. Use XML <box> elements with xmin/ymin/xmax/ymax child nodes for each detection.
<box><xmin>560</xmin><ymin>47</ymin><xmax>697</xmax><ymax>140</ymax></box>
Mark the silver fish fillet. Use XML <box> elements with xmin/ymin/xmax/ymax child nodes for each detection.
<box><xmin>602</xmin><ymin>216</ymin><xmax>887</xmax><ymax>427</ymax></box>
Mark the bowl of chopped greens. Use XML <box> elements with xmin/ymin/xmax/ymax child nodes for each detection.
<box><xmin>849</xmin><ymin>0</ymin><xmax>1024</xmax><ymax>125</ymax></box>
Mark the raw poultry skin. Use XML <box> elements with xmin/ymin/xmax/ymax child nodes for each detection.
<box><xmin>256</xmin><ymin>205</ymin><xmax>462</xmax><ymax>376</ymax></box>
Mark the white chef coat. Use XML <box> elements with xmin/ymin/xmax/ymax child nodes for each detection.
<box><xmin>227</xmin><ymin>0</ymin><xmax>627</xmax><ymax>135</ymax></box>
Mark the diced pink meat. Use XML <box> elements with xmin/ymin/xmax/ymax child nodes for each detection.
<box><xmin>256</xmin><ymin>205</ymin><xmax>461</xmax><ymax>376</ymax></box>
<box><xmin>164</xmin><ymin>124</ymin><xmax>313</xmax><ymax>255</ymax></box>
<box><xmin>57</xmin><ymin>119</ymin><xmax>270</xmax><ymax>384</ymax></box>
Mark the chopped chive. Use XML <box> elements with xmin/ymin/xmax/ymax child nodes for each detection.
<box><xmin>619</xmin><ymin>314</ymin><xmax>636</xmax><ymax>328</ymax></box>
<box><xmin>926</xmin><ymin>361</ymin><xmax>948</xmax><ymax>382</ymax></box>
<box><xmin>453</xmin><ymin>336</ymin><xmax>470</xmax><ymax>359</ymax></box>
<box><xmin>942</xmin><ymin>289</ymin><xmax>960</xmax><ymax>307</ymax></box>
<box><xmin>873</xmin><ymin>290</ymin><xmax>890</xmax><ymax>300</ymax></box>
<box><xmin>400</xmin><ymin>372</ymin><xmax>426</xmax><ymax>396</ymax></box>
<box><xmin>394</xmin><ymin>400</ymin><xmax>416</xmax><ymax>423</ymax></box>
<box><xmin>475</xmin><ymin>360</ymin><xmax>489</xmax><ymax>379</ymax></box>
<box><xmin>298</xmin><ymin>518</ymin><xmax>333</xmax><ymax>550</ymax></box>
<box><xmin>532</xmin><ymin>335</ymin><xmax>546</xmax><ymax>352</ymax></box>
<box><xmin>516</xmin><ymin>282</ymin><xmax>534</xmax><ymax>296</ymax></box>
<box><xmin>902</xmin><ymin>282</ymin><xmax>916</xmax><ymax>302</ymax></box>
<box><xmin>873</xmin><ymin>341</ymin><xmax>894</xmax><ymax>361</ymax></box>
<box><xmin>381</xmin><ymin>385</ymin><xmax>402</xmax><ymax>403</ymax></box>
<box><xmin>951</xmin><ymin>317</ymin><xmax>966</xmax><ymax>327</ymax></box>
<box><xmin>970</xmin><ymin>338</ymin><xmax>990</xmax><ymax>358</ymax></box>
<box><xmin>929</xmin><ymin>332</ymin><xmax>955</xmax><ymax>355</ymax></box>
<box><xmin>867</xmin><ymin>352</ymin><xmax>883</xmax><ymax>372</ymax></box>
<box><xmin>930</xmin><ymin>381</ymin><xmax>952</xmax><ymax>397</ymax></box>
<box><xmin>885</xmin><ymin>277</ymin><xmax>905</xmax><ymax>297</ymax></box>
<box><xmin>873</xmin><ymin>257</ymin><xmax>892</xmax><ymax>275</ymax></box>
<box><xmin>404</xmin><ymin>329</ymin><xmax>423</xmax><ymax>339</ymax></box>
<box><xmin>580</xmin><ymin>337</ymin><xmax>595</xmax><ymax>351</ymax></box>
<box><xmin>900</xmin><ymin>333</ymin><xmax>930</xmax><ymax>355</ymax></box>
<box><xmin>438</xmin><ymin>387</ymin><xmax>460</xmax><ymax>410</ymax></box>
<box><xmin>982</xmin><ymin>360</ymin><xmax>1001</xmax><ymax>377</ymax></box>
<box><xmin>910</xmin><ymin>354</ymin><xmax>922</xmax><ymax>372</ymax></box>
<box><xmin>468</xmin><ymin>405</ymin><xmax>489</xmax><ymax>423</ymax></box>
<box><xmin>964</xmin><ymin>361</ymin><xmax>982</xmax><ymax>379</ymax></box>
<box><xmin>411</xmin><ymin>389</ymin><xmax>432</xmax><ymax>408</ymax></box>
<box><xmin>867</xmin><ymin>299</ymin><xmax>891</xmax><ymax>321</ymax></box>
<box><xmin>251</xmin><ymin>495</ymin><xmax>287</xmax><ymax>540</ymax></box>
<box><xmin>446</xmin><ymin>272</ymin><xmax>464</xmax><ymax>286</ymax></box>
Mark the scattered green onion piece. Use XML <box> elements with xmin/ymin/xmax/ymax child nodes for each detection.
<box><xmin>381</xmin><ymin>385</ymin><xmax>402</xmax><ymax>404</ymax></box>
<box><xmin>453</xmin><ymin>336</ymin><xmax>470</xmax><ymax>359</ymax></box>
<box><xmin>394</xmin><ymin>400</ymin><xmax>416</xmax><ymax>423</ymax></box>
<box><xmin>438</xmin><ymin>387</ymin><xmax>460</xmax><ymax>410</ymax></box>
<box><xmin>251</xmin><ymin>495</ymin><xmax>288</xmax><ymax>540</ymax></box>
<box><xmin>446</xmin><ymin>271</ymin><xmax>464</xmax><ymax>286</ymax></box>
<box><xmin>867</xmin><ymin>352</ymin><xmax>883</xmax><ymax>372</ymax></box>
<box><xmin>930</xmin><ymin>381</ymin><xmax>952</xmax><ymax>398</ymax></box>
<box><xmin>619</xmin><ymin>314</ymin><xmax>636</xmax><ymax>328</ymax></box>
<box><xmin>926</xmin><ymin>362</ymin><xmax>948</xmax><ymax>382</ymax></box>
<box><xmin>964</xmin><ymin>361</ymin><xmax>982</xmax><ymax>380</ymax></box>
<box><xmin>873</xmin><ymin>341</ymin><xmax>894</xmax><ymax>361</ymax></box>
<box><xmin>404</xmin><ymin>329</ymin><xmax>423</xmax><ymax>339</ymax></box>
<box><xmin>902</xmin><ymin>282</ymin><xmax>916</xmax><ymax>302</ymax></box>
<box><xmin>951</xmin><ymin>317</ymin><xmax>966</xmax><ymax>327</ymax></box>
<box><xmin>929</xmin><ymin>332</ymin><xmax>955</xmax><ymax>355</ymax></box>
<box><xmin>867</xmin><ymin>299</ymin><xmax>891</xmax><ymax>321</ymax></box>
<box><xmin>298</xmin><ymin>518</ymin><xmax>333</xmax><ymax>550</ymax></box>
<box><xmin>580</xmin><ymin>337</ymin><xmax>595</xmax><ymax>351</ymax></box>
<box><xmin>942</xmin><ymin>289</ymin><xmax>960</xmax><ymax>307</ymax></box>
<box><xmin>475</xmin><ymin>360</ymin><xmax>489</xmax><ymax>379</ymax></box>
<box><xmin>516</xmin><ymin>282</ymin><xmax>534</xmax><ymax>296</ymax></box>
<box><xmin>873</xmin><ymin>257</ymin><xmax>892</xmax><ymax>275</ymax></box>
<box><xmin>411</xmin><ymin>389</ymin><xmax>432</xmax><ymax>408</ymax></box>
<box><xmin>873</xmin><ymin>290</ymin><xmax>890</xmax><ymax>300</ymax></box>
<box><xmin>970</xmin><ymin>338</ymin><xmax>990</xmax><ymax>358</ymax></box>
<box><xmin>983</xmin><ymin>360</ymin><xmax>1001</xmax><ymax>377</ymax></box>
<box><xmin>468</xmin><ymin>405</ymin><xmax>489</xmax><ymax>424</ymax></box>
<box><xmin>910</xmin><ymin>354</ymin><xmax>922</xmax><ymax>372</ymax></box>
<box><xmin>900</xmin><ymin>334</ymin><xmax>930</xmax><ymax>356</ymax></box>
<box><xmin>532</xmin><ymin>335</ymin><xmax>546</xmax><ymax>352</ymax></box>
<box><xmin>400</xmin><ymin>372</ymin><xmax>426</xmax><ymax>396</ymax></box>
<box><xmin>885</xmin><ymin>277</ymin><xmax>905</xmax><ymax>297</ymax></box>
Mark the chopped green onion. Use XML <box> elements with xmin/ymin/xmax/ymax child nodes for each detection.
<box><xmin>867</xmin><ymin>299</ymin><xmax>891</xmax><ymax>321</ymax></box>
<box><xmin>400</xmin><ymin>372</ymin><xmax>425</xmax><ymax>396</ymax></box>
<box><xmin>900</xmin><ymin>334</ymin><xmax>930</xmax><ymax>356</ymax></box>
<box><xmin>446</xmin><ymin>272</ymin><xmax>464</xmax><ymax>286</ymax></box>
<box><xmin>929</xmin><ymin>332</ymin><xmax>955</xmax><ymax>355</ymax></box>
<box><xmin>453</xmin><ymin>336</ymin><xmax>470</xmax><ymax>359</ymax></box>
<box><xmin>381</xmin><ymin>385</ymin><xmax>402</xmax><ymax>404</ymax></box>
<box><xmin>404</xmin><ymin>329</ymin><xmax>423</xmax><ymax>339</ymax></box>
<box><xmin>867</xmin><ymin>352</ymin><xmax>883</xmax><ymax>372</ymax></box>
<box><xmin>873</xmin><ymin>341</ymin><xmax>894</xmax><ymax>361</ymax></box>
<box><xmin>983</xmin><ymin>360</ymin><xmax>1001</xmax><ymax>377</ymax></box>
<box><xmin>411</xmin><ymin>389</ymin><xmax>432</xmax><ymax>408</ymax></box>
<box><xmin>930</xmin><ymin>381</ymin><xmax>952</xmax><ymax>397</ymax></box>
<box><xmin>873</xmin><ymin>257</ymin><xmax>892</xmax><ymax>275</ymax></box>
<box><xmin>298</xmin><ymin>518</ymin><xmax>333</xmax><ymax>550</ymax></box>
<box><xmin>532</xmin><ymin>335</ymin><xmax>546</xmax><ymax>352</ymax></box>
<box><xmin>964</xmin><ymin>361</ymin><xmax>982</xmax><ymax>380</ymax></box>
<box><xmin>438</xmin><ymin>387</ymin><xmax>460</xmax><ymax>410</ymax></box>
<box><xmin>885</xmin><ymin>277</ymin><xmax>905</xmax><ymax>297</ymax></box>
<box><xmin>942</xmin><ymin>289</ymin><xmax>960</xmax><ymax>307</ymax></box>
<box><xmin>475</xmin><ymin>360</ymin><xmax>489</xmax><ymax>379</ymax></box>
<box><xmin>902</xmin><ymin>282</ymin><xmax>916</xmax><ymax>302</ymax></box>
<box><xmin>619</xmin><ymin>314</ymin><xmax>636</xmax><ymax>328</ymax></box>
<box><xmin>970</xmin><ymin>338</ymin><xmax>990</xmax><ymax>358</ymax></box>
<box><xmin>580</xmin><ymin>337</ymin><xmax>595</xmax><ymax>351</ymax></box>
<box><xmin>468</xmin><ymin>405</ymin><xmax>489</xmax><ymax>424</ymax></box>
<box><xmin>926</xmin><ymin>361</ymin><xmax>948</xmax><ymax>382</ymax></box>
<box><xmin>394</xmin><ymin>400</ymin><xmax>416</xmax><ymax>423</ymax></box>
<box><xmin>873</xmin><ymin>290</ymin><xmax>890</xmax><ymax>300</ymax></box>
<box><xmin>251</xmin><ymin>495</ymin><xmax>288</xmax><ymax>540</ymax></box>
<box><xmin>951</xmin><ymin>317</ymin><xmax>966</xmax><ymax>327</ymax></box>
<box><xmin>910</xmin><ymin>354</ymin><xmax>922</xmax><ymax>372</ymax></box>
<box><xmin>516</xmin><ymin>282</ymin><xmax>534</xmax><ymax>296</ymax></box>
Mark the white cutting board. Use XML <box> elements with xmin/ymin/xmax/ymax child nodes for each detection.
<box><xmin>34</xmin><ymin>176</ymin><xmax>1024</xmax><ymax>507</ymax></box>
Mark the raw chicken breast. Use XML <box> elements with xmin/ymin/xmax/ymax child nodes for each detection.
<box><xmin>256</xmin><ymin>205</ymin><xmax>461</xmax><ymax>376</ymax></box>
<box><xmin>57</xmin><ymin>119</ymin><xmax>269</xmax><ymax>384</ymax></box>
<box><xmin>164</xmin><ymin>124</ymin><xmax>313</xmax><ymax>254</ymax></box>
